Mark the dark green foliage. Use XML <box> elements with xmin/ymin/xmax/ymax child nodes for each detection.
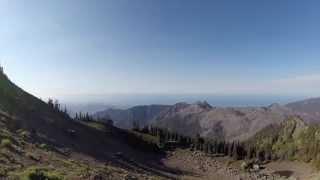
<box><xmin>15</xmin><ymin>167</ymin><xmax>63</xmax><ymax>180</ymax></box>
<box><xmin>73</xmin><ymin>111</ymin><xmax>95</xmax><ymax>122</ymax></box>
<box><xmin>136</xmin><ymin>121</ymin><xmax>320</xmax><ymax>166</ymax></box>
<box><xmin>29</xmin><ymin>169</ymin><xmax>50</xmax><ymax>180</ymax></box>
<box><xmin>245</xmin><ymin>117</ymin><xmax>320</xmax><ymax>169</ymax></box>
<box><xmin>0</xmin><ymin>138</ymin><xmax>12</xmax><ymax>148</ymax></box>
<box><xmin>47</xmin><ymin>98</ymin><xmax>72</xmax><ymax>121</ymax></box>
<box><xmin>132</xmin><ymin>120</ymin><xmax>140</xmax><ymax>131</ymax></box>
<box><xmin>138</xmin><ymin>126</ymin><xmax>250</xmax><ymax>159</ymax></box>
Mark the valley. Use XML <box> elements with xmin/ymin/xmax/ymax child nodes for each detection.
<box><xmin>1</xmin><ymin>70</ymin><xmax>320</xmax><ymax>179</ymax></box>
<box><xmin>3</xmin><ymin>1</ymin><xmax>320</xmax><ymax>179</ymax></box>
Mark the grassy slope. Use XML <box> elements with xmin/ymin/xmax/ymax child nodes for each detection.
<box><xmin>0</xmin><ymin>115</ymin><xmax>166</xmax><ymax>179</ymax></box>
<box><xmin>0</xmin><ymin>72</ymin><xmax>144</xmax><ymax>156</ymax></box>
<box><xmin>248</xmin><ymin>116</ymin><xmax>320</xmax><ymax>169</ymax></box>
<box><xmin>0</xmin><ymin>72</ymin><xmax>170</xmax><ymax>179</ymax></box>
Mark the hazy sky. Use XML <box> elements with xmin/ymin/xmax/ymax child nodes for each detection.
<box><xmin>1</xmin><ymin>0</ymin><xmax>320</xmax><ymax>101</ymax></box>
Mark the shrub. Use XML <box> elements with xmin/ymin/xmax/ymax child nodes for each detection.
<box><xmin>0</xmin><ymin>167</ymin><xmax>7</xmax><ymax>177</ymax></box>
<box><xmin>16</xmin><ymin>167</ymin><xmax>64</xmax><ymax>180</ymax></box>
<box><xmin>26</xmin><ymin>153</ymin><xmax>41</xmax><ymax>162</ymax></box>
<box><xmin>20</xmin><ymin>130</ymin><xmax>31</xmax><ymax>139</ymax></box>
<box><xmin>39</xmin><ymin>143</ymin><xmax>50</xmax><ymax>151</ymax></box>
<box><xmin>240</xmin><ymin>162</ymin><xmax>249</xmax><ymax>171</ymax></box>
<box><xmin>1</xmin><ymin>139</ymin><xmax>12</xmax><ymax>148</ymax></box>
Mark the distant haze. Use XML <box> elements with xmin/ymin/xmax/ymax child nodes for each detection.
<box><xmin>62</xmin><ymin>94</ymin><xmax>306</xmax><ymax>110</ymax></box>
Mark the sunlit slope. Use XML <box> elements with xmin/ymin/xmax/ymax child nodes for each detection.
<box><xmin>0</xmin><ymin>72</ymin><xmax>75</xmax><ymax>136</ymax></box>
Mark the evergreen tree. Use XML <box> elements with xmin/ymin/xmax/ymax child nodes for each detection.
<box><xmin>132</xmin><ymin>120</ymin><xmax>140</xmax><ymax>131</ymax></box>
<box><xmin>75</xmin><ymin>113</ymin><xmax>79</xmax><ymax>121</ymax></box>
<box><xmin>228</xmin><ymin>142</ymin><xmax>234</xmax><ymax>157</ymax></box>
<box><xmin>54</xmin><ymin>99</ymin><xmax>60</xmax><ymax>111</ymax></box>
<box><xmin>48</xmin><ymin>98</ymin><xmax>54</xmax><ymax>108</ymax></box>
<box><xmin>232</xmin><ymin>142</ymin><xmax>239</xmax><ymax>160</ymax></box>
<box><xmin>204</xmin><ymin>143</ymin><xmax>208</xmax><ymax>153</ymax></box>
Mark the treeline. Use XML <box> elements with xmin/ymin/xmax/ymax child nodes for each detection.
<box><xmin>149</xmin><ymin>126</ymin><xmax>193</xmax><ymax>148</ymax></box>
<box><xmin>247</xmin><ymin>118</ymin><xmax>320</xmax><ymax>169</ymax></box>
<box><xmin>46</xmin><ymin>98</ymin><xmax>106</xmax><ymax>123</ymax></box>
<box><xmin>134</xmin><ymin>125</ymin><xmax>273</xmax><ymax>162</ymax></box>
<box><xmin>47</xmin><ymin>98</ymin><xmax>72</xmax><ymax>120</ymax></box>
<box><xmin>74</xmin><ymin>112</ymin><xmax>95</xmax><ymax>122</ymax></box>
<box><xmin>123</xmin><ymin>130</ymin><xmax>161</xmax><ymax>153</ymax></box>
<box><xmin>132</xmin><ymin>121</ymin><xmax>193</xmax><ymax>148</ymax></box>
<box><xmin>73</xmin><ymin>113</ymin><xmax>114</xmax><ymax>127</ymax></box>
<box><xmin>47</xmin><ymin>98</ymin><xmax>100</xmax><ymax>123</ymax></box>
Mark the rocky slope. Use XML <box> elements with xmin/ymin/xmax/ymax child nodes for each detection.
<box><xmin>153</xmin><ymin>102</ymin><xmax>294</xmax><ymax>141</ymax></box>
<box><xmin>97</xmin><ymin>97</ymin><xmax>320</xmax><ymax>142</ymax></box>
<box><xmin>95</xmin><ymin>101</ymin><xmax>298</xmax><ymax>141</ymax></box>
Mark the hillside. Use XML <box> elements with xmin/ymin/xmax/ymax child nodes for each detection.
<box><xmin>0</xmin><ymin>114</ymin><xmax>168</xmax><ymax>179</ymax></box>
<box><xmin>247</xmin><ymin>116</ymin><xmax>320</xmax><ymax>169</ymax></box>
<box><xmin>0</xmin><ymin>72</ymin><xmax>181</xmax><ymax>179</ymax></box>
<box><xmin>286</xmin><ymin>97</ymin><xmax>320</xmax><ymax>123</ymax></box>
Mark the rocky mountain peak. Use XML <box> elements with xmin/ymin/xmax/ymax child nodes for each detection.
<box><xmin>195</xmin><ymin>101</ymin><xmax>212</xmax><ymax>110</ymax></box>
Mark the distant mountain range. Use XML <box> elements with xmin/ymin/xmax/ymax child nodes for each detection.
<box><xmin>94</xmin><ymin>98</ymin><xmax>320</xmax><ymax>141</ymax></box>
<box><xmin>93</xmin><ymin>105</ymin><xmax>171</xmax><ymax>129</ymax></box>
<box><xmin>2</xmin><ymin>68</ymin><xmax>320</xmax><ymax>178</ymax></box>
<box><xmin>66</xmin><ymin>103</ymin><xmax>115</xmax><ymax>117</ymax></box>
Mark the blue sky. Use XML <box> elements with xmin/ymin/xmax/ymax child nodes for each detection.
<box><xmin>1</xmin><ymin>0</ymin><xmax>320</xmax><ymax>102</ymax></box>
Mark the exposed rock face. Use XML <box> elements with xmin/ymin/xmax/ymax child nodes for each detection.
<box><xmin>153</xmin><ymin>102</ymin><xmax>295</xmax><ymax>141</ymax></box>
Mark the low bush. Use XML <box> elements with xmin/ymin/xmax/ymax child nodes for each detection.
<box><xmin>19</xmin><ymin>130</ymin><xmax>31</xmax><ymax>139</ymax></box>
<box><xmin>39</xmin><ymin>143</ymin><xmax>50</xmax><ymax>151</ymax></box>
<box><xmin>14</xmin><ymin>167</ymin><xmax>64</xmax><ymax>180</ymax></box>
<box><xmin>0</xmin><ymin>139</ymin><xmax>12</xmax><ymax>148</ymax></box>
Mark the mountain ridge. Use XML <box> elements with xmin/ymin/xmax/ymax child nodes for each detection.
<box><xmin>286</xmin><ymin>97</ymin><xmax>320</xmax><ymax>123</ymax></box>
<box><xmin>94</xmin><ymin>98</ymin><xmax>320</xmax><ymax>142</ymax></box>
<box><xmin>93</xmin><ymin>104</ymin><xmax>171</xmax><ymax>128</ymax></box>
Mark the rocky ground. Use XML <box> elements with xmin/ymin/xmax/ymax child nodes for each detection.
<box><xmin>1</xmin><ymin>127</ymin><xmax>320</xmax><ymax>180</ymax></box>
<box><xmin>161</xmin><ymin>149</ymin><xmax>319</xmax><ymax>180</ymax></box>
